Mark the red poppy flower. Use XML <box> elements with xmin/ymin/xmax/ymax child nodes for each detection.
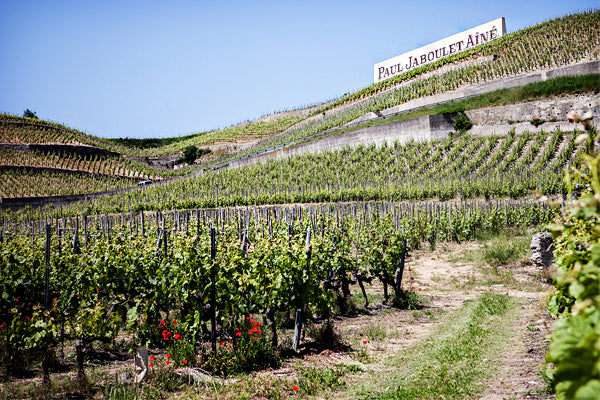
<box><xmin>293</xmin><ymin>386</ymin><xmax>299</xmax><ymax>391</ymax></box>
<box><xmin>174</xmin><ymin>333</ymin><xmax>182</xmax><ymax>341</ymax></box>
<box><xmin>148</xmin><ymin>362</ymin><xmax>154</xmax><ymax>367</ymax></box>
<box><xmin>250</xmin><ymin>318</ymin><xmax>255</xmax><ymax>324</ymax></box>
<box><xmin>419</xmin><ymin>288</ymin><xmax>422</xmax><ymax>291</ymax></box>
<box><xmin>363</xmin><ymin>340</ymin><xmax>368</xmax><ymax>344</ymax></box>
<box><xmin>242</xmin><ymin>357</ymin><xmax>245</xmax><ymax>360</ymax></box>
<box><xmin>245</xmin><ymin>316</ymin><xmax>250</xmax><ymax>320</ymax></box>
<box><xmin>166</xmin><ymin>353</ymin><xmax>171</xmax><ymax>358</ymax></box>
<box><xmin>172</xmin><ymin>320</ymin><xmax>177</xmax><ymax>324</ymax></box>
<box><xmin>183</xmin><ymin>360</ymin><xmax>188</xmax><ymax>365</ymax></box>
<box><xmin>150</xmin><ymin>355</ymin><xmax>156</xmax><ymax>360</ymax></box>
<box><xmin>165</xmin><ymin>360</ymin><xmax>170</xmax><ymax>364</ymax></box>
<box><xmin>235</xmin><ymin>331</ymin><xmax>241</xmax><ymax>337</ymax></box>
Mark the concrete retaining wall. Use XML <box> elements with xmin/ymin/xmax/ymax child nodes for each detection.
<box><xmin>223</xmin><ymin>60</ymin><xmax>599</xmax><ymax>171</ymax></box>
<box><xmin>379</xmin><ymin>60</ymin><xmax>600</xmax><ymax>118</ymax></box>
<box><xmin>227</xmin><ymin>113</ymin><xmax>456</xmax><ymax>169</ymax></box>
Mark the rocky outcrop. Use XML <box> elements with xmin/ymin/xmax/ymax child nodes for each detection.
<box><xmin>530</xmin><ymin>232</ymin><xmax>554</xmax><ymax>267</ymax></box>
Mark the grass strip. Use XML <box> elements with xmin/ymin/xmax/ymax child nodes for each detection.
<box><xmin>289</xmin><ymin>73</ymin><xmax>600</xmax><ymax>146</ymax></box>
<box><xmin>352</xmin><ymin>292</ymin><xmax>517</xmax><ymax>400</ymax></box>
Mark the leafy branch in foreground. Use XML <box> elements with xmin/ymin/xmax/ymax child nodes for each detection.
<box><xmin>546</xmin><ymin>119</ymin><xmax>599</xmax><ymax>400</ymax></box>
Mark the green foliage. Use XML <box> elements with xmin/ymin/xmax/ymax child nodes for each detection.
<box><xmin>181</xmin><ymin>145</ymin><xmax>198</xmax><ymax>165</ymax></box>
<box><xmin>108</xmin><ymin>134</ymin><xmax>198</xmax><ymax>150</ymax></box>
<box><xmin>295</xmin><ymin>364</ymin><xmax>356</xmax><ymax>395</ymax></box>
<box><xmin>200</xmin><ymin>317</ymin><xmax>280</xmax><ymax>376</ymax></box>
<box><xmin>391</xmin><ymin>288</ymin><xmax>423</xmax><ymax>310</ymax></box>
<box><xmin>481</xmin><ymin>237</ymin><xmax>530</xmax><ymax>267</ymax></box>
<box><xmin>546</xmin><ymin>126</ymin><xmax>599</xmax><ymax>399</ymax></box>
<box><xmin>453</xmin><ymin>112</ymin><xmax>473</xmax><ymax>133</ymax></box>
<box><xmin>306</xmin><ymin>320</ymin><xmax>347</xmax><ymax>350</ymax></box>
<box><xmin>530</xmin><ymin>117</ymin><xmax>546</xmax><ymax>127</ymax></box>
<box><xmin>22</xmin><ymin>109</ymin><xmax>38</xmax><ymax>119</ymax></box>
<box><xmin>52</xmin><ymin>128</ymin><xmax>578</xmax><ymax>215</ymax></box>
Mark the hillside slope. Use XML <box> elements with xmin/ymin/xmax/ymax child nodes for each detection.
<box><xmin>0</xmin><ymin>11</ymin><xmax>598</xmax><ymax>204</ymax></box>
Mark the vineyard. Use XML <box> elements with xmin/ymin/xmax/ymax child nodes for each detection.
<box><xmin>0</xmin><ymin>8</ymin><xmax>599</xmax><ymax>400</ymax></box>
<box><xmin>41</xmin><ymin>127</ymin><xmax>587</xmax><ymax>216</ymax></box>
<box><xmin>0</xmin><ymin>169</ymin><xmax>138</xmax><ymax>198</ymax></box>
<box><xmin>211</xmin><ymin>10</ymin><xmax>600</xmax><ymax>162</ymax></box>
<box><xmin>0</xmin><ymin>197</ymin><xmax>559</xmax><ymax>394</ymax></box>
<box><xmin>0</xmin><ymin>121</ymin><xmax>202</xmax><ymax>198</ymax></box>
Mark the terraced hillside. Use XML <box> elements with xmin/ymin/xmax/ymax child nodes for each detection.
<box><xmin>0</xmin><ymin>11</ymin><xmax>598</xmax><ymax>204</ymax></box>
<box><xmin>0</xmin><ymin>118</ymin><xmax>200</xmax><ymax>198</ymax></box>
<box><xmin>51</xmin><ymin>126</ymin><xmax>586</xmax><ymax>215</ymax></box>
<box><xmin>1</xmin><ymin>11</ymin><xmax>599</xmax><ymax>400</ymax></box>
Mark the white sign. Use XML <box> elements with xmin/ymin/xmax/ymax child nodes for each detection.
<box><xmin>374</xmin><ymin>17</ymin><xmax>506</xmax><ymax>83</ymax></box>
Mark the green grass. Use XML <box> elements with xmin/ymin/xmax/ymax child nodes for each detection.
<box><xmin>295</xmin><ymin>73</ymin><xmax>600</xmax><ymax>147</ymax></box>
<box><xmin>294</xmin><ymin>363</ymin><xmax>359</xmax><ymax>396</ymax></box>
<box><xmin>106</xmin><ymin>134</ymin><xmax>199</xmax><ymax>150</ymax></box>
<box><xmin>450</xmin><ymin>228</ymin><xmax>533</xmax><ymax>267</ymax></box>
<box><xmin>347</xmin><ymin>293</ymin><xmax>516</xmax><ymax>400</ymax></box>
<box><xmin>359</xmin><ymin>323</ymin><xmax>387</xmax><ymax>342</ymax></box>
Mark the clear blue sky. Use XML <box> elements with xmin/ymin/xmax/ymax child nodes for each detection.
<box><xmin>0</xmin><ymin>0</ymin><xmax>597</xmax><ymax>139</ymax></box>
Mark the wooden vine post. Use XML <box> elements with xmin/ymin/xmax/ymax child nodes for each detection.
<box><xmin>394</xmin><ymin>238</ymin><xmax>407</xmax><ymax>296</ymax></box>
<box><xmin>210</xmin><ymin>227</ymin><xmax>217</xmax><ymax>352</ymax></box>
<box><xmin>293</xmin><ymin>227</ymin><xmax>312</xmax><ymax>351</ymax></box>
<box><xmin>44</xmin><ymin>224</ymin><xmax>51</xmax><ymax>311</ymax></box>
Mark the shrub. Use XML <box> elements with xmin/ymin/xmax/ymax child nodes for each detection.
<box><xmin>199</xmin><ymin>317</ymin><xmax>280</xmax><ymax>376</ymax></box>
<box><xmin>391</xmin><ymin>288</ymin><xmax>423</xmax><ymax>309</ymax></box>
<box><xmin>23</xmin><ymin>109</ymin><xmax>38</xmax><ymax>119</ymax></box>
<box><xmin>181</xmin><ymin>145</ymin><xmax>198</xmax><ymax>165</ymax></box>
<box><xmin>530</xmin><ymin>116</ymin><xmax>546</xmax><ymax>127</ymax></box>
<box><xmin>453</xmin><ymin>112</ymin><xmax>473</xmax><ymax>132</ymax></box>
<box><xmin>306</xmin><ymin>320</ymin><xmax>348</xmax><ymax>350</ymax></box>
<box><xmin>546</xmin><ymin>122</ymin><xmax>599</xmax><ymax>399</ymax></box>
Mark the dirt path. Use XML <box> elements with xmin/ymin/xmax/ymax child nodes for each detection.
<box><xmin>320</xmin><ymin>240</ymin><xmax>556</xmax><ymax>400</ymax></box>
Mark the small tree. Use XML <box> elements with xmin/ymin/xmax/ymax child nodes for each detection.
<box><xmin>181</xmin><ymin>145</ymin><xmax>198</xmax><ymax>165</ymax></box>
<box><xmin>453</xmin><ymin>112</ymin><xmax>473</xmax><ymax>132</ymax></box>
<box><xmin>23</xmin><ymin>109</ymin><xmax>38</xmax><ymax>119</ymax></box>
